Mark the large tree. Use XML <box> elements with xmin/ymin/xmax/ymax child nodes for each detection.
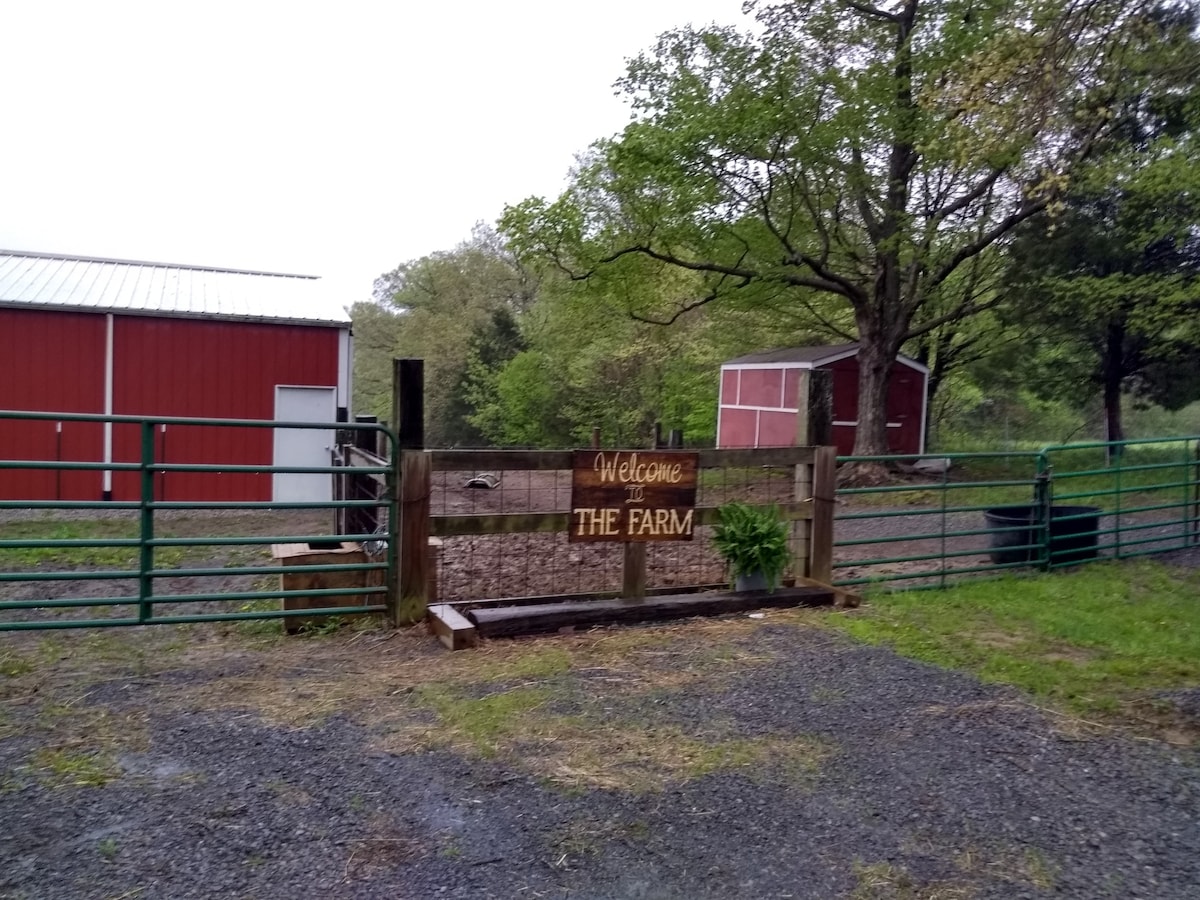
<box><xmin>1004</xmin><ymin>2</ymin><xmax>1200</xmax><ymax>456</ymax></box>
<box><xmin>502</xmin><ymin>0</ymin><xmax>1171</xmax><ymax>473</ymax></box>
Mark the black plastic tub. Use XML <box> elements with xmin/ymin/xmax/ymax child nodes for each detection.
<box><xmin>983</xmin><ymin>505</ymin><xmax>1102</xmax><ymax>566</ymax></box>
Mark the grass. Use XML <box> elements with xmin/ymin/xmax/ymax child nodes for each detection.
<box><xmin>849</xmin><ymin>861</ymin><xmax>974</xmax><ymax>899</ymax></box>
<box><xmin>29</xmin><ymin>747</ymin><xmax>120</xmax><ymax>787</ymax></box>
<box><xmin>828</xmin><ymin>561</ymin><xmax>1200</xmax><ymax>733</ymax></box>
<box><xmin>0</xmin><ymin>518</ymin><xmax>187</xmax><ymax>569</ymax></box>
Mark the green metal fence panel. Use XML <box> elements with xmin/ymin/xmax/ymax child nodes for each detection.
<box><xmin>833</xmin><ymin>437</ymin><xmax>1200</xmax><ymax>590</ymax></box>
<box><xmin>0</xmin><ymin>409</ymin><xmax>398</xmax><ymax>630</ymax></box>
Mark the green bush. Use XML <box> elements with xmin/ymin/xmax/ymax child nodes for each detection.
<box><xmin>712</xmin><ymin>503</ymin><xmax>791</xmax><ymax>591</ymax></box>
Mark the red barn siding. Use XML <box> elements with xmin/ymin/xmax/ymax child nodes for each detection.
<box><xmin>1</xmin><ymin>309</ymin><xmax>343</xmax><ymax>501</ymax></box>
<box><xmin>757</xmin><ymin>410</ymin><xmax>796</xmax><ymax>446</ymax></box>
<box><xmin>0</xmin><ymin>308</ymin><xmax>105</xmax><ymax>499</ymax></box>
<box><xmin>110</xmin><ymin>317</ymin><xmax>339</xmax><ymax>501</ymax></box>
<box><xmin>718</xmin><ymin>408</ymin><xmax>758</xmax><ymax>448</ymax></box>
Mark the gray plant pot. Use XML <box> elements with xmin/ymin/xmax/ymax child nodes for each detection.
<box><xmin>734</xmin><ymin>571</ymin><xmax>769</xmax><ymax>592</ymax></box>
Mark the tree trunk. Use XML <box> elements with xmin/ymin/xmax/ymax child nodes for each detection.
<box><xmin>852</xmin><ymin>340</ymin><xmax>894</xmax><ymax>458</ymax></box>
<box><xmin>1103</xmin><ymin>323</ymin><xmax>1126</xmax><ymax>464</ymax></box>
<box><xmin>841</xmin><ymin>317</ymin><xmax>902</xmax><ymax>486</ymax></box>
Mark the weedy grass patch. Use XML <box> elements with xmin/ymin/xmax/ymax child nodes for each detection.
<box><xmin>827</xmin><ymin>561</ymin><xmax>1200</xmax><ymax>735</ymax></box>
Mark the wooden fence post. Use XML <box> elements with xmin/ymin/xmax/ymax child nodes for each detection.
<box><xmin>392</xmin><ymin>359</ymin><xmax>430</xmax><ymax>626</ymax></box>
<box><xmin>809</xmin><ymin>445</ymin><xmax>836</xmax><ymax>584</ymax></box>
<box><xmin>794</xmin><ymin>370</ymin><xmax>834</xmax><ymax>583</ymax></box>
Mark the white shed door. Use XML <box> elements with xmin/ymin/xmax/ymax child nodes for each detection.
<box><xmin>273</xmin><ymin>386</ymin><xmax>337</xmax><ymax>502</ymax></box>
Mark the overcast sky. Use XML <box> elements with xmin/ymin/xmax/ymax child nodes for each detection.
<box><xmin>1</xmin><ymin>0</ymin><xmax>748</xmax><ymax>305</ymax></box>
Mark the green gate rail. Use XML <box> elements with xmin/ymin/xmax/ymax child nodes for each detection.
<box><xmin>834</xmin><ymin>436</ymin><xmax>1200</xmax><ymax>590</ymax></box>
<box><xmin>1043</xmin><ymin>436</ymin><xmax>1200</xmax><ymax>565</ymax></box>
<box><xmin>0</xmin><ymin>410</ymin><xmax>397</xmax><ymax>630</ymax></box>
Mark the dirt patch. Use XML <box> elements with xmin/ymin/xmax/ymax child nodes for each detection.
<box><xmin>3</xmin><ymin>615</ymin><xmax>1198</xmax><ymax>899</ymax></box>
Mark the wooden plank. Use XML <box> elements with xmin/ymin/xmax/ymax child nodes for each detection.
<box><xmin>430</xmin><ymin>449</ymin><xmax>574</xmax><ymax>471</ymax></box>
<box><xmin>697</xmin><ymin>446</ymin><xmax>816</xmax><ymax>468</ymax></box>
<box><xmin>272</xmin><ymin>542</ymin><xmax>378</xmax><ymax>635</ymax></box>
<box><xmin>792</xmin><ymin>461</ymin><xmax>813</xmax><ymax>587</ymax></box>
<box><xmin>433</xmin><ymin>447</ymin><xmax>817</xmax><ymax>472</ymax></box>
<box><xmin>443</xmin><ymin>582</ymin><xmax>729</xmax><ymax>609</ymax></box>
<box><xmin>426</xmin><ymin>604</ymin><xmax>477</xmax><ymax>650</ymax></box>
<box><xmin>808</xmin><ymin>445</ymin><xmax>837</xmax><ymax>584</ymax></box>
<box><xmin>571</xmin><ymin>449</ymin><xmax>698</xmax><ymax>543</ymax></box>
<box><xmin>793</xmin><ymin>575</ymin><xmax>862</xmax><ymax>610</ymax></box>
<box><xmin>429</xmin><ymin>502</ymin><xmax>811</xmax><ymax>537</ymax></box>
<box><xmin>345</xmin><ymin>445</ymin><xmax>389</xmax><ymax>469</ymax></box>
<box><xmin>398</xmin><ymin>450</ymin><xmax>432</xmax><ymax>624</ymax></box>
<box><xmin>468</xmin><ymin>586</ymin><xmax>835</xmax><ymax>638</ymax></box>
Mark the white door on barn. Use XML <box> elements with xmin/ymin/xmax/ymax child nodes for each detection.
<box><xmin>273</xmin><ymin>386</ymin><xmax>337</xmax><ymax>502</ymax></box>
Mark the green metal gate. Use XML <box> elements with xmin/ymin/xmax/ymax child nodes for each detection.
<box><xmin>0</xmin><ymin>410</ymin><xmax>396</xmax><ymax>630</ymax></box>
<box><xmin>834</xmin><ymin>436</ymin><xmax>1200</xmax><ymax>590</ymax></box>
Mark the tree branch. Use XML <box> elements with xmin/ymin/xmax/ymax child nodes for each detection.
<box><xmin>926</xmin><ymin>197</ymin><xmax>1051</xmax><ymax>293</ymax></box>
<box><xmin>838</xmin><ymin>0</ymin><xmax>900</xmax><ymax>21</ymax></box>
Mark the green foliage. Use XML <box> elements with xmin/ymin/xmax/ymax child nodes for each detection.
<box><xmin>358</xmin><ymin>224</ymin><xmax>535</xmax><ymax>446</ymax></box>
<box><xmin>502</xmin><ymin>0</ymin><xmax>1161</xmax><ymax>456</ymax></box>
<box><xmin>711</xmin><ymin>502</ymin><xmax>791</xmax><ymax>590</ymax></box>
<box><xmin>1001</xmin><ymin>4</ymin><xmax>1200</xmax><ymax>442</ymax></box>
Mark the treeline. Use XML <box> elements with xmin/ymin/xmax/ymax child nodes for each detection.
<box><xmin>354</xmin><ymin>1</ymin><xmax>1200</xmax><ymax>453</ymax></box>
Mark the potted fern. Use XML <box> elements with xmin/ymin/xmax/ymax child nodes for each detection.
<box><xmin>712</xmin><ymin>502</ymin><xmax>791</xmax><ymax>592</ymax></box>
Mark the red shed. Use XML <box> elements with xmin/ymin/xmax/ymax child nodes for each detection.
<box><xmin>0</xmin><ymin>250</ymin><xmax>352</xmax><ymax>502</ymax></box>
<box><xmin>717</xmin><ymin>344</ymin><xmax>928</xmax><ymax>455</ymax></box>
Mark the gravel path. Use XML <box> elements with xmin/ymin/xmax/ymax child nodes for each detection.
<box><xmin>2</xmin><ymin>619</ymin><xmax>1198</xmax><ymax>899</ymax></box>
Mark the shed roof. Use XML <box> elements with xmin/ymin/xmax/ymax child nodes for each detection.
<box><xmin>0</xmin><ymin>250</ymin><xmax>351</xmax><ymax>327</ymax></box>
<box><xmin>723</xmin><ymin>343</ymin><xmax>927</xmax><ymax>373</ymax></box>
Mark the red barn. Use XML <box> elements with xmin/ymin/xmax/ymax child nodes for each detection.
<box><xmin>0</xmin><ymin>250</ymin><xmax>352</xmax><ymax>502</ymax></box>
<box><xmin>717</xmin><ymin>344</ymin><xmax>928</xmax><ymax>455</ymax></box>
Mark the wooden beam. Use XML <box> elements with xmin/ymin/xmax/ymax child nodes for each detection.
<box><xmin>345</xmin><ymin>445</ymin><xmax>388</xmax><ymax>468</ymax></box>
<box><xmin>398</xmin><ymin>450</ymin><xmax>431</xmax><ymax>624</ymax></box>
<box><xmin>808</xmin><ymin>445</ymin><xmax>836</xmax><ymax>584</ymax></box>
<box><xmin>442</xmin><ymin>582</ymin><xmax>729</xmax><ymax>609</ymax></box>
<box><xmin>793</xmin><ymin>575</ymin><xmax>861</xmax><ymax>609</ymax></box>
<box><xmin>394</xmin><ymin>359</ymin><xmax>424</xmax><ymax>451</ymax></box>
<box><xmin>468</xmin><ymin>586</ymin><xmax>835</xmax><ymax>638</ymax></box>
<box><xmin>427</xmin><ymin>604</ymin><xmax>478</xmax><ymax>650</ymax></box>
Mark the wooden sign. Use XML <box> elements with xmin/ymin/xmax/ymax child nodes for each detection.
<box><xmin>570</xmin><ymin>450</ymin><xmax>698</xmax><ymax>542</ymax></box>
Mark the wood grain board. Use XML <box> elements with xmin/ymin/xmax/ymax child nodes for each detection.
<box><xmin>569</xmin><ymin>449</ymin><xmax>699</xmax><ymax>542</ymax></box>
<box><xmin>468</xmin><ymin>585</ymin><xmax>835</xmax><ymax>637</ymax></box>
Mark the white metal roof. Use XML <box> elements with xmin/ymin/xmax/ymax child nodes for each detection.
<box><xmin>723</xmin><ymin>343</ymin><xmax>929</xmax><ymax>374</ymax></box>
<box><xmin>0</xmin><ymin>250</ymin><xmax>351</xmax><ymax>326</ymax></box>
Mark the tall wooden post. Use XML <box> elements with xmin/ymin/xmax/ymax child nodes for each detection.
<box><xmin>794</xmin><ymin>370</ymin><xmax>834</xmax><ymax>582</ymax></box>
<box><xmin>393</xmin><ymin>359</ymin><xmax>430</xmax><ymax>626</ymax></box>
<box><xmin>809</xmin><ymin>445</ymin><xmax>836</xmax><ymax>584</ymax></box>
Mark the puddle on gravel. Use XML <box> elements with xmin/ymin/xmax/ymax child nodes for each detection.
<box><xmin>118</xmin><ymin>752</ymin><xmax>195</xmax><ymax>780</ymax></box>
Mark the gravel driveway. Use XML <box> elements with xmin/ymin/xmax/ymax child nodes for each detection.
<box><xmin>2</xmin><ymin>610</ymin><xmax>1197</xmax><ymax>899</ymax></box>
